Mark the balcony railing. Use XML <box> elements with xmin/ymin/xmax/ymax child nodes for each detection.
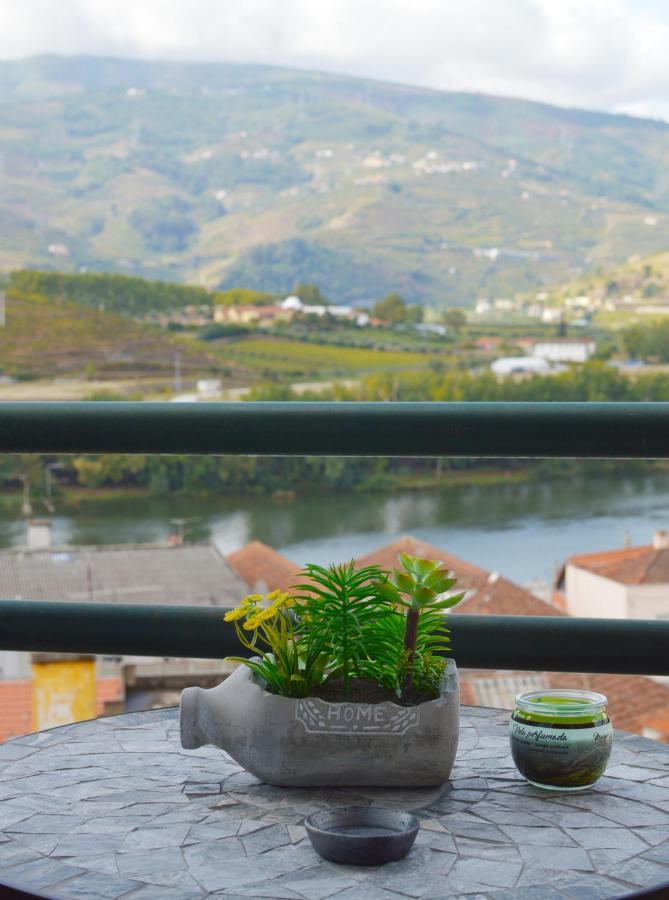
<box><xmin>1</xmin><ymin>401</ymin><xmax>669</xmax><ymax>675</ymax></box>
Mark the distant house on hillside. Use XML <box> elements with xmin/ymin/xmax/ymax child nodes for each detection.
<box><xmin>280</xmin><ymin>295</ymin><xmax>367</xmax><ymax>325</ymax></box>
<box><xmin>491</xmin><ymin>356</ymin><xmax>551</xmax><ymax>376</ymax></box>
<box><xmin>213</xmin><ymin>305</ymin><xmax>292</xmax><ymax>327</ymax></box>
<box><xmin>556</xmin><ymin>530</ymin><xmax>669</xmax><ymax>621</ymax></box>
<box><xmin>532</xmin><ymin>338</ymin><xmax>596</xmax><ymax>363</ymax></box>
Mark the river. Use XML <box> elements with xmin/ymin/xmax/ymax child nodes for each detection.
<box><xmin>2</xmin><ymin>472</ymin><xmax>669</xmax><ymax>589</ymax></box>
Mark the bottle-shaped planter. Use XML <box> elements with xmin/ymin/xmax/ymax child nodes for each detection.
<box><xmin>180</xmin><ymin>660</ymin><xmax>460</xmax><ymax>787</ymax></box>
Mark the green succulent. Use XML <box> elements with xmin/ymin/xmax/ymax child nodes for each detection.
<box><xmin>377</xmin><ymin>552</ymin><xmax>464</xmax><ymax>697</ymax></box>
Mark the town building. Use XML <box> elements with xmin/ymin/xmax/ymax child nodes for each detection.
<box><xmin>356</xmin><ymin>535</ymin><xmax>562</xmax><ymax>618</ymax></box>
<box><xmin>0</xmin><ymin>522</ymin><xmax>248</xmax><ymax>741</ymax></box>
<box><xmin>280</xmin><ymin>295</ymin><xmax>368</xmax><ymax>325</ymax></box>
<box><xmin>557</xmin><ymin>530</ymin><xmax>669</xmax><ymax>620</ymax></box>
<box><xmin>227</xmin><ymin>540</ymin><xmax>301</xmax><ymax>594</ymax></box>
<box><xmin>213</xmin><ymin>304</ymin><xmax>293</xmax><ymax>327</ymax></box>
<box><xmin>532</xmin><ymin>338</ymin><xmax>596</xmax><ymax>363</ymax></box>
<box><xmin>491</xmin><ymin>356</ymin><xmax>551</xmax><ymax>376</ymax></box>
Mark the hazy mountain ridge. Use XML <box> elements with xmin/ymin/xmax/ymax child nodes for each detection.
<box><xmin>1</xmin><ymin>54</ymin><xmax>669</xmax><ymax>304</ymax></box>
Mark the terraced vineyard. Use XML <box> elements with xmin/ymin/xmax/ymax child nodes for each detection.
<box><xmin>0</xmin><ymin>290</ymin><xmax>219</xmax><ymax>380</ymax></box>
<box><xmin>212</xmin><ymin>336</ymin><xmax>439</xmax><ymax>377</ymax></box>
<box><xmin>3</xmin><ymin>56</ymin><xmax>669</xmax><ymax>304</ymax></box>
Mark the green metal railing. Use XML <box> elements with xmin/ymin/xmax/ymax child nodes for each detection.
<box><xmin>1</xmin><ymin>401</ymin><xmax>669</xmax><ymax>674</ymax></box>
<box><xmin>2</xmin><ymin>601</ymin><xmax>668</xmax><ymax>674</ymax></box>
<box><xmin>1</xmin><ymin>400</ymin><xmax>668</xmax><ymax>456</ymax></box>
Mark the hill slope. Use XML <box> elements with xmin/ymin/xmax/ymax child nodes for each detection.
<box><xmin>0</xmin><ymin>288</ymin><xmax>217</xmax><ymax>380</ymax></box>
<box><xmin>1</xmin><ymin>55</ymin><xmax>669</xmax><ymax>304</ymax></box>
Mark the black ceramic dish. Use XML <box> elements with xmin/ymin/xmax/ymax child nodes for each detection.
<box><xmin>304</xmin><ymin>806</ymin><xmax>420</xmax><ymax>866</ymax></box>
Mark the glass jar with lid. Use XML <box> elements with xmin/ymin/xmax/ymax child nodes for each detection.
<box><xmin>510</xmin><ymin>689</ymin><xmax>612</xmax><ymax>791</ymax></box>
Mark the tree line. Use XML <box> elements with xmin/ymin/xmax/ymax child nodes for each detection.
<box><xmin>1</xmin><ymin>363</ymin><xmax>666</xmax><ymax>499</ymax></box>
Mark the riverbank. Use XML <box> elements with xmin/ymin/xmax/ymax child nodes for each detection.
<box><xmin>0</xmin><ymin>459</ymin><xmax>662</xmax><ymax>514</ymax></box>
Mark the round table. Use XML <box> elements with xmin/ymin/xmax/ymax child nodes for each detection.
<box><xmin>0</xmin><ymin>706</ymin><xmax>668</xmax><ymax>899</ymax></box>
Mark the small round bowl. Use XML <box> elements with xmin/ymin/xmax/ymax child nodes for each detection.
<box><xmin>304</xmin><ymin>806</ymin><xmax>420</xmax><ymax>866</ymax></box>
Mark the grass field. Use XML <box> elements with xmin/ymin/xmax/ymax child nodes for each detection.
<box><xmin>210</xmin><ymin>336</ymin><xmax>439</xmax><ymax>377</ymax></box>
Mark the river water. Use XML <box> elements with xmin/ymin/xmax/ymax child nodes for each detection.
<box><xmin>3</xmin><ymin>472</ymin><xmax>669</xmax><ymax>589</ymax></box>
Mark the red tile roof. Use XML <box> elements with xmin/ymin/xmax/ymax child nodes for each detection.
<box><xmin>227</xmin><ymin>541</ymin><xmax>302</xmax><ymax>595</ymax></box>
<box><xmin>356</xmin><ymin>535</ymin><xmax>561</xmax><ymax>617</ymax></box>
<box><xmin>567</xmin><ymin>545</ymin><xmax>669</xmax><ymax>585</ymax></box>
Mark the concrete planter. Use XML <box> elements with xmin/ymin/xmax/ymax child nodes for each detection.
<box><xmin>180</xmin><ymin>659</ymin><xmax>459</xmax><ymax>787</ymax></box>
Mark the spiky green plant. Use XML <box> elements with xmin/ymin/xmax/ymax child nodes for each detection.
<box><xmin>294</xmin><ymin>561</ymin><xmax>392</xmax><ymax>696</ymax></box>
<box><xmin>377</xmin><ymin>552</ymin><xmax>464</xmax><ymax>698</ymax></box>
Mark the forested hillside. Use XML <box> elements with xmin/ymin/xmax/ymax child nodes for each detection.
<box><xmin>2</xmin><ymin>55</ymin><xmax>669</xmax><ymax>304</ymax></box>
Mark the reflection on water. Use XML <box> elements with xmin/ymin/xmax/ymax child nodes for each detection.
<box><xmin>2</xmin><ymin>473</ymin><xmax>669</xmax><ymax>586</ymax></box>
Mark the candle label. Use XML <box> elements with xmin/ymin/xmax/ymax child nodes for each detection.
<box><xmin>510</xmin><ymin>717</ymin><xmax>612</xmax><ymax>788</ymax></box>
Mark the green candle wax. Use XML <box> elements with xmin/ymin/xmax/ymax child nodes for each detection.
<box><xmin>510</xmin><ymin>690</ymin><xmax>612</xmax><ymax>791</ymax></box>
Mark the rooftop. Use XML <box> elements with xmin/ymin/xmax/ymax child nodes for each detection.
<box><xmin>227</xmin><ymin>540</ymin><xmax>301</xmax><ymax>594</ymax></box>
<box><xmin>356</xmin><ymin>535</ymin><xmax>561</xmax><ymax>617</ymax></box>
<box><xmin>0</xmin><ymin>542</ymin><xmax>247</xmax><ymax>606</ymax></box>
<box><xmin>566</xmin><ymin>543</ymin><xmax>669</xmax><ymax>585</ymax></box>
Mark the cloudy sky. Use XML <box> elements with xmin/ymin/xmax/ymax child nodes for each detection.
<box><xmin>2</xmin><ymin>0</ymin><xmax>669</xmax><ymax>120</ymax></box>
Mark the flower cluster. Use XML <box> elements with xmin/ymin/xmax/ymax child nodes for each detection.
<box><xmin>223</xmin><ymin>589</ymin><xmax>325</xmax><ymax>698</ymax></box>
<box><xmin>224</xmin><ymin>589</ymin><xmax>293</xmax><ymax>630</ymax></box>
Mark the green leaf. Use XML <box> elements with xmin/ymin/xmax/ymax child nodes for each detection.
<box><xmin>413</xmin><ymin>586</ymin><xmax>437</xmax><ymax>606</ymax></box>
<box><xmin>377</xmin><ymin>581</ymin><xmax>402</xmax><ymax>603</ymax></box>
<box><xmin>391</xmin><ymin>571</ymin><xmax>415</xmax><ymax>594</ymax></box>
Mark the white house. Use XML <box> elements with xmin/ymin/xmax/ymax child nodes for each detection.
<box><xmin>532</xmin><ymin>339</ymin><xmax>596</xmax><ymax>364</ymax></box>
<box><xmin>559</xmin><ymin>531</ymin><xmax>669</xmax><ymax>620</ymax></box>
<box><xmin>280</xmin><ymin>296</ymin><xmax>356</xmax><ymax>320</ymax></box>
<box><xmin>491</xmin><ymin>356</ymin><xmax>551</xmax><ymax>376</ymax></box>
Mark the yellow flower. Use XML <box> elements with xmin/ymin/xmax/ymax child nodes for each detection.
<box><xmin>242</xmin><ymin>594</ymin><xmax>264</xmax><ymax>605</ymax></box>
<box><xmin>243</xmin><ymin>607</ymin><xmax>276</xmax><ymax>630</ymax></box>
<box><xmin>266</xmin><ymin>589</ymin><xmax>283</xmax><ymax>602</ymax></box>
<box><xmin>270</xmin><ymin>591</ymin><xmax>293</xmax><ymax>610</ymax></box>
<box><xmin>224</xmin><ymin>606</ymin><xmax>248</xmax><ymax>622</ymax></box>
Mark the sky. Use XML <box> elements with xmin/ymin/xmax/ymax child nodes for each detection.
<box><xmin>2</xmin><ymin>0</ymin><xmax>669</xmax><ymax>120</ymax></box>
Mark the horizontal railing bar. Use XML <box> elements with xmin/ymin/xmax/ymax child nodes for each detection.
<box><xmin>2</xmin><ymin>601</ymin><xmax>668</xmax><ymax>675</ymax></box>
<box><xmin>0</xmin><ymin>401</ymin><xmax>668</xmax><ymax>457</ymax></box>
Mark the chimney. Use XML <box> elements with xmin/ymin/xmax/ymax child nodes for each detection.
<box><xmin>27</xmin><ymin>519</ymin><xmax>52</xmax><ymax>550</ymax></box>
<box><xmin>653</xmin><ymin>530</ymin><xmax>669</xmax><ymax>550</ymax></box>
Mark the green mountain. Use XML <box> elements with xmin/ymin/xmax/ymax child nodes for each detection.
<box><xmin>2</xmin><ymin>54</ymin><xmax>669</xmax><ymax>304</ymax></box>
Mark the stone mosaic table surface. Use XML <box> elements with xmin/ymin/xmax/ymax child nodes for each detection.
<box><xmin>1</xmin><ymin>708</ymin><xmax>668</xmax><ymax>900</ymax></box>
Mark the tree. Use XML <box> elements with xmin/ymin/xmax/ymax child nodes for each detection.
<box><xmin>372</xmin><ymin>293</ymin><xmax>408</xmax><ymax>324</ymax></box>
<box><xmin>292</xmin><ymin>283</ymin><xmax>328</xmax><ymax>305</ymax></box>
<box><xmin>442</xmin><ymin>309</ymin><xmax>466</xmax><ymax>331</ymax></box>
<box><xmin>213</xmin><ymin>288</ymin><xmax>276</xmax><ymax>307</ymax></box>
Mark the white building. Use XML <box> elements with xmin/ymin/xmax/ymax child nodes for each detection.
<box><xmin>532</xmin><ymin>339</ymin><xmax>596</xmax><ymax>364</ymax></box>
<box><xmin>491</xmin><ymin>356</ymin><xmax>551</xmax><ymax>376</ymax></box>
<box><xmin>559</xmin><ymin>531</ymin><xmax>669</xmax><ymax>620</ymax></box>
<box><xmin>280</xmin><ymin>296</ymin><xmax>356</xmax><ymax>320</ymax></box>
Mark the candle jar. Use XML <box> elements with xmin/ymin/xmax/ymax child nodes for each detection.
<box><xmin>510</xmin><ymin>690</ymin><xmax>612</xmax><ymax>791</ymax></box>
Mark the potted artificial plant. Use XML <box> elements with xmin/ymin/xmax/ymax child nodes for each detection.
<box><xmin>180</xmin><ymin>553</ymin><xmax>464</xmax><ymax>787</ymax></box>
